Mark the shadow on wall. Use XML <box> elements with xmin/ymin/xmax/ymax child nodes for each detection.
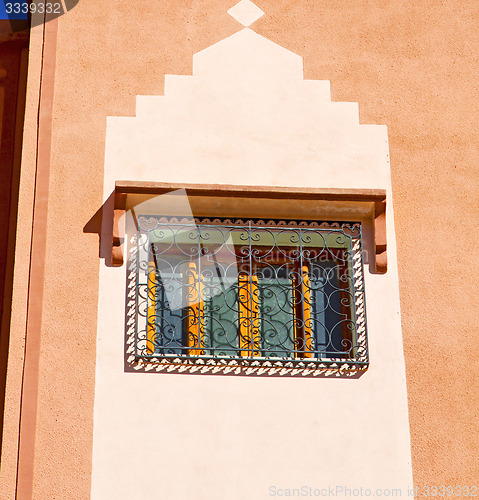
<box><xmin>83</xmin><ymin>191</ymin><xmax>117</xmax><ymax>268</ymax></box>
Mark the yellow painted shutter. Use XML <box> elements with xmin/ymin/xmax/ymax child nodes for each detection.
<box><xmin>293</xmin><ymin>265</ymin><xmax>313</xmax><ymax>358</ymax></box>
<box><xmin>302</xmin><ymin>265</ymin><xmax>313</xmax><ymax>358</ymax></box>
<box><xmin>186</xmin><ymin>262</ymin><xmax>204</xmax><ymax>356</ymax></box>
<box><xmin>239</xmin><ymin>274</ymin><xmax>260</xmax><ymax>357</ymax></box>
<box><xmin>147</xmin><ymin>261</ymin><xmax>156</xmax><ymax>355</ymax></box>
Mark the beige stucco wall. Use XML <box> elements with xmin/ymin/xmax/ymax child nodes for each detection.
<box><xmin>91</xmin><ymin>23</ymin><xmax>412</xmax><ymax>500</ymax></box>
<box><xmin>2</xmin><ymin>1</ymin><xmax>478</xmax><ymax>498</ymax></box>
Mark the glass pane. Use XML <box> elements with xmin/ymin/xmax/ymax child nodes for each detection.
<box><xmin>154</xmin><ymin>272</ymin><xmax>183</xmax><ymax>354</ymax></box>
<box><xmin>258</xmin><ymin>267</ymin><xmax>295</xmax><ymax>358</ymax></box>
<box><xmin>310</xmin><ymin>262</ymin><xmax>348</xmax><ymax>358</ymax></box>
<box><xmin>139</xmin><ymin>218</ymin><xmax>362</xmax><ymax>363</ymax></box>
<box><xmin>203</xmin><ymin>275</ymin><xmax>239</xmax><ymax>356</ymax></box>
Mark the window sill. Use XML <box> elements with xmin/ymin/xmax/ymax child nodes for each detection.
<box><xmin>127</xmin><ymin>354</ymin><xmax>369</xmax><ymax>378</ymax></box>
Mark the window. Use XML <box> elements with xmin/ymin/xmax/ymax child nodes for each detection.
<box><xmin>132</xmin><ymin>216</ymin><xmax>368</xmax><ymax>369</ymax></box>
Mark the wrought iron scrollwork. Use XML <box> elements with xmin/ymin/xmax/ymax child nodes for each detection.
<box><xmin>127</xmin><ymin>216</ymin><xmax>369</xmax><ymax>374</ymax></box>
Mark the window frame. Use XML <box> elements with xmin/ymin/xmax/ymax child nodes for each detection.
<box><xmin>128</xmin><ymin>215</ymin><xmax>369</xmax><ymax>372</ymax></box>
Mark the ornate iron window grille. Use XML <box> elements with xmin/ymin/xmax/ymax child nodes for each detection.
<box><xmin>128</xmin><ymin>216</ymin><xmax>369</xmax><ymax>372</ymax></box>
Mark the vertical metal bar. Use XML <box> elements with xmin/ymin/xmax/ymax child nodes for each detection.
<box><xmin>197</xmin><ymin>222</ymin><xmax>202</xmax><ymax>355</ymax></box>
<box><xmin>186</xmin><ymin>261</ymin><xmax>200</xmax><ymax>355</ymax></box>
<box><xmin>302</xmin><ymin>266</ymin><xmax>312</xmax><ymax>358</ymax></box>
<box><xmin>147</xmin><ymin>253</ymin><xmax>156</xmax><ymax>355</ymax></box>
<box><xmin>359</xmin><ymin>223</ymin><xmax>368</xmax><ymax>363</ymax></box>
<box><xmin>134</xmin><ymin>222</ymin><xmax>140</xmax><ymax>358</ymax></box>
<box><xmin>238</xmin><ymin>274</ymin><xmax>247</xmax><ymax>356</ymax></box>
<box><xmin>248</xmin><ymin>220</ymin><xmax>252</xmax><ymax>356</ymax></box>
<box><xmin>299</xmin><ymin>229</ymin><xmax>303</xmax><ymax>358</ymax></box>
<box><xmin>251</xmin><ymin>275</ymin><xmax>259</xmax><ymax>356</ymax></box>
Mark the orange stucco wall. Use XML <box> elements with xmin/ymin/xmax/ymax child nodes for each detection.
<box><xmin>1</xmin><ymin>1</ymin><xmax>478</xmax><ymax>498</ymax></box>
<box><xmin>259</xmin><ymin>0</ymin><xmax>479</xmax><ymax>488</ymax></box>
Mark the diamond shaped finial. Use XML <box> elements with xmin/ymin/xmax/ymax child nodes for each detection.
<box><xmin>227</xmin><ymin>0</ymin><xmax>264</xmax><ymax>27</ymax></box>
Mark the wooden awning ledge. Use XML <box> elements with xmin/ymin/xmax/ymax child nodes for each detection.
<box><xmin>111</xmin><ymin>181</ymin><xmax>387</xmax><ymax>273</ymax></box>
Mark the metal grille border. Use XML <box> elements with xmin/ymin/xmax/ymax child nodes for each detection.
<box><xmin>125</xmin><ymin>216</ymin><xmax>369</xmax><ymax>376</ymax></box>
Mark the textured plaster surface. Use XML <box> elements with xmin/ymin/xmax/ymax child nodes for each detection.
<box><xmin>227</xmin><ymin>0</ymin><xmax>264</xmax><ymax>27</ymax></box>
<box><xmin>259</xmin><ymin>0</ymin><xmax>479</xmax><ymax>490</ymax></box>
<box><xmin>0</xmin><ymin>21</ymin><xmax>43</xmax><ymax>500</ymax></box>
<box><xmin>5</xmin><ymin>0</ymin><xmax>478</xmax><ymax>497</ymax></box>
<box><xmin>105</xmin><ymin>28</ymin><xmax>389</xmax><ymax>193</ymax></box>
<box><xmin>92</xmin><ymin>19</ymin><xmax>412</xmax><ymax>500</ymax></box>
